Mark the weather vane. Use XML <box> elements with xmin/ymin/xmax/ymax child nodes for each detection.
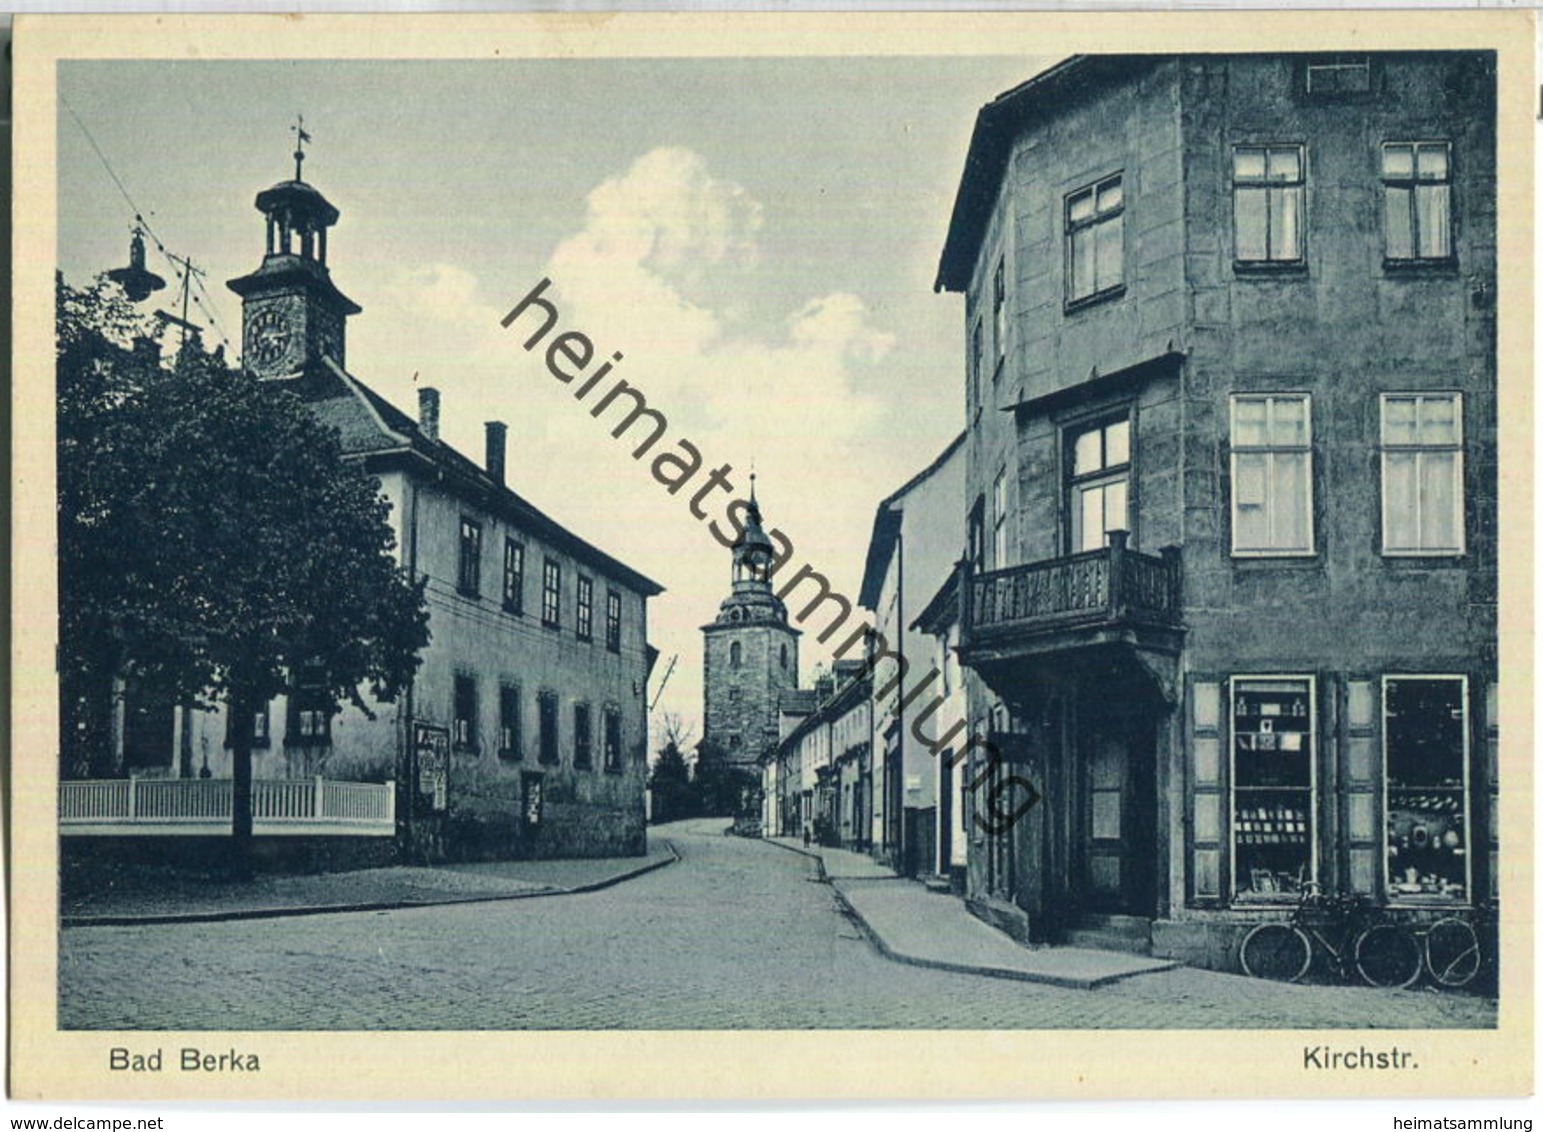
<box><xmin>290</xmin><ymin>113</ymin><xmax>312</xmax><ymax>181</ymax></box>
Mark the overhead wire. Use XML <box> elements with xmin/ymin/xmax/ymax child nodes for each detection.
<box><xmin>60</xmin><ymin>92</ymin><xmax>235</xmax><ymax>355</ymax></box>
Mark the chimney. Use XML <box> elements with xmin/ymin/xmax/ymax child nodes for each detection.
<box><xmin>417</xmin><ymin>387</ymin><xmax>440</xmax><ymax>441</ymax></box>
<box><xmin>485</xmin><ymin>421</ymin><xmax>507</xmax><ymax>486</ymax></box>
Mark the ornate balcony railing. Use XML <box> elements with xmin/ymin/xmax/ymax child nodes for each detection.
<box><xmin>963</xmin><ymin>532</ymin><xmax>1182</xmax><ymax>645</ymax></box>
<box><xmin>59</xmin><ymin>776</ymin><xmax>395</xmax><ymax>837</ymax></box>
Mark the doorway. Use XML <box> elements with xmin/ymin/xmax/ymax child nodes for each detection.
<box><xmin>1077</xmin><ymin>702</ymin><xmax>1157</xmax><ymax>916</ymax></box>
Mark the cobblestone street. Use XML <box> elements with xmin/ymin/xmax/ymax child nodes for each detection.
<box><xmin>59</xmin><ymin>820</ymin><xmax>1497</xmax><ymax>1030</ymax></box>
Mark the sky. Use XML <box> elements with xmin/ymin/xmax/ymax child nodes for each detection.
<box><xmin>56</xmin><ymin>55</ymin><xmax>1053</xmax><ymax>752</ymax></box>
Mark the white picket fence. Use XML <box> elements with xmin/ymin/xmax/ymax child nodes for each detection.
<box><xmin>59</xmin><ymin>776</ymin><xmax>395</xmax><ymax>837</ymax></box>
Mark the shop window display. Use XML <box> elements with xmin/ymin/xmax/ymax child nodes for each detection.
<box><xmin>1384</xmin><ymin>676</ymin><xmax>1469</xmax><ymax>903</ymax></box>
<box><xmin>1231</xmin><ymin>677</ymin><xmax>1315</xmax><ymax>900</ymax></box>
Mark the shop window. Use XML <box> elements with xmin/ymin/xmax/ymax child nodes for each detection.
<box><xmin>576</xmin><ymin>575</ymin><xmax>594</xmax><ymax>642</ymax></box>
<box><xmin>604</xmin><ymin>708</ymin><xmax>623</xmax><ymax>772</ymax></box>
<box><xmin>573</xmin><ymin>702</ymin><xmax>592</xmax><ymax>769</ymax></box>
<box><xmin>457</xmin><ymin>517</ymin><xmax>482</xmax><ymax>597</ymax></box>
<box><xmin>1234</xmin><ymin>146</ymin><xmax>1304</xmax><ymax>265</ymax></box>
<box><xmin>499</xmin><ymin>684</ymin><xmax>521</xmax><ymax>761</ymax></box>
<box><xmin>1065</xmin><ymin>173</ymin><xmax>1124</xmax><ymax>305</ymax></box>
<box><xmin>1384</xmin><ymin>676</ymin><xmax>1469</xmax><ymax>903</ymax></box>
<box><xmin>453</xmin><ymin>674</ymin><xmax>478</xmax><ymax>751</ymax></box>
<box><xmin>538</xmin><ymin>691</ymin><xmax>559</xmax><ymax>765</ymax></box>
<box><xmin>502</xmin><ymin>539</ymin><xmax>524</xmax><ymax>614</ymax></box>
<box><xmin>1230</xmin><ymin>394</ymin><xmax>1313</xmax><ymax>555</ymax></box>
<box><xmin>541</xmin><ymin>558</ymin><xmax>561</xmax><ymax>628</ymax></box>
<box><xmin>1230</xmin><ymin>676</ymin><xmax>1315</xmax><ymax>900</ymax></box>
<box><xmin>605</xmin><ymin>589</ymin><xmax>622</xmax><ymax>652</ymax></box>
<box><xmin>1381</xmin><ymin>393</ymin><xmax>1463</xmax><ymax>555</ymax></box>
<box><xmin>1067</xmin><ymin>416</ymin><xmax>1131</xmax><ymax>553</ymax></box>
<box><xmin>1383</xmin><ymin>142</ymin><xmax>1452</xmax><ymax>263</ymax></box>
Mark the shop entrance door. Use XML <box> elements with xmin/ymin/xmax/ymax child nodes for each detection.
<box><xmin>1079</xmin><ymin>710</ymin><xmax>1157</xmax><ymax>916</ymax></box>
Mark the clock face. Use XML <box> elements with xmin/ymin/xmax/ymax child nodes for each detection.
<box><xmin>246</xmin><ymin>307</ymin><xmax>293</xmax><ymax>368</ymax></box>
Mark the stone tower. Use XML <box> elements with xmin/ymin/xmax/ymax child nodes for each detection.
<box><xmin>700</xmin><ymin>484</ymin><xmax>800</xmax><ymax>768</ymax></box>
<box><xmin>227</xmin><ymin>123</ymin><xmax>360</xmax><ymax>379</ymax></box>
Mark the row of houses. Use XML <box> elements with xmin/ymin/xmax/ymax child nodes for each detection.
<box><xmin>63</xmin><ymin>158</ymin><xmax>662</xmax><ymax>863</ymax></box>
<box><xmin>759</xmin><ymin>50</ymin><xmax>1499</xmax><ymax>970</ymax></box>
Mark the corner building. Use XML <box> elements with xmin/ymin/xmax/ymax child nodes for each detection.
<box><xmin>936</xmin><ymin>53</ymin><xmax>1498</xmax><ymax>966</ymax></box>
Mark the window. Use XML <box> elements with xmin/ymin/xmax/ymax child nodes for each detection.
<box><xmin>730</xmin><ymin>641</ymin><xmax>742</xmax><ymax>669</ymax></box>
<box><xmin>1230</xmin><ymin>394</ymin><xmax>1313</xmax><ymax>555</ymax></box>
<box><xmin>605</xmin><ymin>589</ymin><xmax>622</xmax><ymax>653</ymax></box>
<box><xmin>576</xmin><ymin>575</ymin><xmax>594</xmax><ymax>641</ymax></box>
<box><xmin>503</xmin><ymin>539</ymin><xmax>525</xmax><ymax>614</ymax></box>
<box><xmin>1383</xmin><ymin>142</ymin><xmax>1452</xmax><ymax>262</ymax></box>
<box><xmin>992</xmin><ymin>466</ymin><xmax>1010</xmax><ymax>567</ymax></box>
<box><xmin>604</xmin><ymin>708</ymin><xmax>623</xmax><ymax>772</ymax></box>
<box><xmin>574</xmin><ymin>703</ymin><xmax>592</xmax><ymax>769</ymax></box>
<box><xmin>1384</xmin><ymin>676</ymin><xmax>1470</xmax><ymax>903</ymax></box>
<box><xmin>541</xmin><ymin>558</ymin><xmax>561</xmax><ymax>628</ymax></box>
<box><xmin>1230</xmin><ymin>676</ymin><xmax>1316</xmax><ymax>901</ymax></box>
<box><xmin>991</xmin><ymin>258</ymin><xmax>1007</xmax><ymax>371</ymax></box>
<box><xmin>1065</xmin><ymin>174</ymin><xmax>1124</xmax><ymax>303</ymax></box>
<box><xmin>499</xmin><ymin>685</ymin><xmax>521</xmax><ymax>761</ymax></box>
<box><xmin>538</xmin><ymin>691</ymin><xmax>559</xmax><ymax>765</ymax></box>
<box><xmin>780</xmin><ymin>643</ymin><xmax>789</xmax><ymax>671</ymax></box>
<box><xmin>970</xmin><ymin>318</ymin><xmax>983</xmax><ymax>412</ymax></box>
<box><xmin>1066</xmin><ymin>416</ymin><xmax>1131</xmax><ymax>553</ymax></box>
<box><xmin>286</xmin><ymin>663</ymin><xmax>330</xmax><ymax>747</ymax></box>
<box><xmin>226</xmin><ymin>699</ymin><xmax>271</xmax><ymax>749</ymax></box>
<box><xmin>1234</xmin><ymin>146</ymin><xmax>1304</xmax><ymax>265</ymax></box>
<box><xmin>728</xmin><ymin>688</ymin><xmax>741</xmax><ymax>702</ymax></box>
<box><xmin>1381</xmin><ymin>393</ymin><xmax>1464</xmax><ymax>555</ymax></box>
<box><xmin>1305</xmin><ymin>55</ymin><xmax>1371</xmax><ymax>96</ymax></box>
<box><xmin>457</xmin><ymin>517</ymin><xmax>482</xmax><ymax>597</ymax></box>
<box><xmin>453</xmin><ymin>674</ymin><xmax>477</xmax><ymax>751</ymax></box>
<box><xmin>968</xmin><ymin>496</ymin><xmax>985</xmax><ymax>571</ymax></box>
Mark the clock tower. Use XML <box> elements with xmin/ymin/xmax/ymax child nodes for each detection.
<box><xmin>227</xmin><ymin>121</ymin><xmax>360</xmax><ymax>379</ymax></box>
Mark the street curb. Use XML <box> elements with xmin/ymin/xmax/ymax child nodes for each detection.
<box><xmin>757</xmin><ymin>839</ymin><xmax>1171</xmax><ymax>991</ymax></box>
<box><xmin>61</xmin><ymin>840</ymin><xmax>681</xmax><ymax>929</ymax></box>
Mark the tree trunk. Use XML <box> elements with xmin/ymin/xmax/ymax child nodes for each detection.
<box><xmin>230</xmin><ymin>687</ymin><xmax>255</xmax><ymax>881</ymax></box>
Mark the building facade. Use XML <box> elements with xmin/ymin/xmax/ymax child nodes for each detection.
<box><xmin>856</xmin><ymin>434</ymin><xmax>966</xmax><ymax>875</ymax></box>
<box><xmin>701</xmin><ymin>489</ymin><xmax>801</xmax><ymax>769</ymax></box>
<box><xmin>86</xmin><ymin>158</ymin><xmax>663</xmax><ymax>862</ymax></box>
<box><xmin>761</xmin><ymin>664</ymin><xmax>873</xmax><ymax>848</ymax></box>
<box><xmin>936</xmin><ymin>53</ymin><xmax>1498</xmax><ymax>965</ymax></box>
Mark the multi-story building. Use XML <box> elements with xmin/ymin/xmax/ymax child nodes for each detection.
<box><xmin>761</xmin><ymin>663</ymin><xmax>872</xmax><ymax>847</ymax></box>
<box><xmin>935</xmin><ymin>53</ymin><xmax>1497</xmax><ymax>966</ymax></box>
<box><xmin>855</xmin><ymin>434</ymin><xmax>965</xmax><ymax>875</ymax></box>
<box><xmin>70</xmin><ymin>156</ymin><xmax>664</xmax><ymax>862</ymax></box>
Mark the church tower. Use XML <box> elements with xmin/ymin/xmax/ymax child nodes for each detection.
<box><xmin>701</xmin><ymin>482</ymin><xmax>800</xmax><ymax>768</ymax></box>
<box><xmin>227</xmin><ymin>118</ymin><xmax>360</xmax><ymax>379</ymax></box>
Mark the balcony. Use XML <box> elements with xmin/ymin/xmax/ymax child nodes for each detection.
<box><xmin>961</xmin><ymin>532</ymin><xmax>1183</xmax><ymax>662</ymax></box>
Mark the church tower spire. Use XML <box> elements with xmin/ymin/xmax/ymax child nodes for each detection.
<box><xmin>700</xmin><ymin>482</ymin><xmax>800</xmax><ymax>769</ymax></box>
<box><xmin>227</xmin><ymin>120</ymin><xmax>360</xmax><ymax>378</ymax></box>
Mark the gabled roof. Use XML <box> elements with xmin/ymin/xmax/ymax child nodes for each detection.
<box><xmin>935</xmin><ymin>55</ymin><xmax>1161</xmax><ymax>294</ymax></box>
<box><xmin>291</xmin><ymin>358</ymin><xmax>664</xmax><ymax>598</ymax></box>
<box><xmin>856</xmin><ymin>431</ymin><xmax>966</xmax><ymax>609</ymax></box>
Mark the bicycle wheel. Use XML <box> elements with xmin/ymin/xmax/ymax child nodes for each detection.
<box><xmin>1355</xmin><ymin>923</ymin><xmax>1424</xmax><ymax>988</ymax></box>
<box><xmin>1240</xmin><ymin>923</ymin><xmax>1312</xmax><ymax>982</ymax></box>
<box><xmin>1425</xmin><ymin>917</ymin><xmax>1481</xmax><ymax>988</ymax></box>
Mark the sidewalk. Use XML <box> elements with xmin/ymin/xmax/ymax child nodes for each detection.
<box><xmin>61</xmin><ymin>840</ymin><xmax>678</xmax><ymax>927</ymax></box>
<box><xmin>768</xmin><ymin>836</ymin><xmax>1177</xmax><ymax>990</ymax></box>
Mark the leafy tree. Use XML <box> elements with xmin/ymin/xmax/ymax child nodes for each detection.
<box><xmin>646</xmin><ymin>739</ymin><xmax>694</xmax><ymax>824</ymax></box>
<box><xmin>57</xmin><ymin>275</ymin><xmax>429</xmax><ymax>875</ymax></box>
<box><xmin>692</xmin><ymin>740</ymin><xmax>760</xmax><ymax>818</ymax></box>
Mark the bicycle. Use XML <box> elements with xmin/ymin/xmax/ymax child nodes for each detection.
<box><xmin>1419</xmin><ymin>907</ymin><xmax>1485</xmax><ymax>990</ymax></box>
<box><xmin>1239</xmin><ymin>882</ymin><xmax>1424</xmax><ymax>988</ymax></box>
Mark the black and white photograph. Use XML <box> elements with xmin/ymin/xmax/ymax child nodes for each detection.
<box><xmin>10</xmin><ymin>9</ymin><xmax>1532</xmax><ymax>1103</ymax></box>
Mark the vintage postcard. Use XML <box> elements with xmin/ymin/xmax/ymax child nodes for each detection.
<box><xmin>9</xmin><ymin>9</ymin><xmax>1534</xmax><ymax>1102</ymax></box>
